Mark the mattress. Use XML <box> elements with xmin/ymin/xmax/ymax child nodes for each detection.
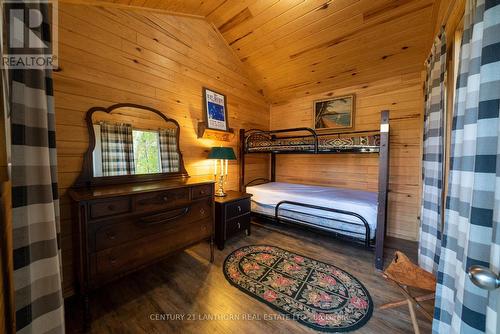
<box><xmin>246</xmin><ymin>134</ymin><xmax>380</xmax><ymax>153</ymax></box>
<box><xmin>246</xmin><ymin>182</ymin><xmax>378</xmax><ymax>240</ymax></box>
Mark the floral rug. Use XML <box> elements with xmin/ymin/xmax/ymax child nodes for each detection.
<box><xmin>223</xmin><ymin>245</ymin><xmax>373</xmax><ymax>332</ymax></box>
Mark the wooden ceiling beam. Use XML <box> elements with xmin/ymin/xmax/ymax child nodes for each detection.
<box><xmin>58</xmin><ymin>0</ymin><xmax>206</xmax><ymax>20</ymax></box>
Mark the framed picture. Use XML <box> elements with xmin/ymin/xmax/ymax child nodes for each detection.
<box><xmin>203</xmin><ymin>87</ymin><xmax>229</xmax><ymax>131</ymax></box>
<box><xmin>313</xmin><ymin>94</ymin><xmax>355</xmax><ymax>131</ymax></box>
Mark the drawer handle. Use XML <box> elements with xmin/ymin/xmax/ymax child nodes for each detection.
<box><xmin>200</xmin><ymin>208</ymin><xmax>205</xmax><ymax>215</ymax></box>
<box><xmin>200</xmin><ymin>190</ymin><xmax>206</xmax><ymax>195</ymax></box>
<box><xmin>237</xmin><ymin>206</ymin><xmax>242</xmax><ymax>212</ymax></box>
<box><xmin>106</xmin><ymin>232</ymin><xmax>116</xmax><ymax>240</ymax></box>
<box><xmin>139</xmin><ymin>207</ymin><xmax>190</xmax><ymax>225</ymax></box>
<box><xmin>109</xmin><ymin>258</ymin><xmax>117</xmax><ymax>265</ymax></box>
<box><xmin>162</xmin><ymin>196</ymin><xmax>168</xmax><ymax>202</ymax></box>
<box><xmin>237</xmin><ymin>222</ymin><xmax>241</xmax><ymax>229</ymax></box>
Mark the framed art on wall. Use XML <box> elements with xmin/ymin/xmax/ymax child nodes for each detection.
<box><xmin>203</xmin><ymin>87</ymin><xmax>229</xmax><ymax>131</ymax></box>
<box><xmin>313</xmin><ymin>94</ymin><xmax>355</xmax><ymax>131</ymax></box>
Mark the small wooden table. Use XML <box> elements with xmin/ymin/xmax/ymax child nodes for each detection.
<box><xmin>214</xmin><ymin>190</ymin><xmax>252</xmax><ymax>250</ymax></box>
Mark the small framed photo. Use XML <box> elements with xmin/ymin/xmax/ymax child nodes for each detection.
<box><xmin>203</xmin><ymin>87</ymin><xmax>229</xmax><ymax>131</ymax></box>
<box><xmin>313</xmin><ymin>94</ymin><xmax>355</xmax><ymax>131</ymax></box>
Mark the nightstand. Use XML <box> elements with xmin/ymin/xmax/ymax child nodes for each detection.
<box><xmin>214</xmin><ymin>190</ymin><xmax>252</xmax><ymax>250</ymax></box>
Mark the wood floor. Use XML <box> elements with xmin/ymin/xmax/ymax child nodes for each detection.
<box><xmin>65</xmin><ymin>222</ymin><xmax>432</xmax><ymax>333</ymax></box>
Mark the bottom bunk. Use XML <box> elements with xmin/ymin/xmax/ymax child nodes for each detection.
<box><xmin>245</xmin><ymin>182</ymin><xmax>378</xmax><ymax>247</ymax></box>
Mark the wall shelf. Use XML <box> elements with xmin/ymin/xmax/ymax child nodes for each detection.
<box><xmin>197</xmin><ymin>122</ymin><xmax>235</xmax><ymax>141</ymax></box>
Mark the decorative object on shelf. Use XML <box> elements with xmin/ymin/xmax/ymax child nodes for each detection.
<box><xmin>314</xmin><ymin>94</ymin><xmax>355</xmax><ymax>131</ymax></box>
<box><xmin>208</xmin><ymin>146</ymin><xmax>236</xmax><ymax>197</ymax></box>
<box><xmin>198</xmin><ymin>87</ymin><xmax>233</xmax><ymax>141</ymax></box>
<box><xmin>203</xmin><ymin>87</ymin><xmax>229</xmax><ymax>131</ymax></box>
<box><xmin>223</xmin><ymin>245</ymin><xmax>373</xmax><ymax>332</ymax></box>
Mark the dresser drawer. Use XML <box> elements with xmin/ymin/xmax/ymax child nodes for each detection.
<box><xmin>225</xmin><ymin>198</ymin><xmax>251</xmax><ymax>220</ymax></box>
<box><xmin>93</xmin><ymin>199</ymin><xmax>211</xmax><ymax>251</ymax></box>
<box><xmin>191</xmin><ymin>184</ymin><xmax>212</xmax><ymax>199</ymax></box>
<box><xmin>93</xmin><ymin>218</ymin><xmax>212</xmax><ymax>278</ymax></box>
<box><xmin>90</xmin><ymin>198</ymin><xmax>131</xmax><ymax>219</ymax></box>
<box><xmin>134</xmin><ymin>188</ymin><xmax>189</xmax><ymax>213</ymax></box>
<box><xmin>226</xmin><ymin>213</ymin><xmax>250</xmax><ymax>238</ymax></box>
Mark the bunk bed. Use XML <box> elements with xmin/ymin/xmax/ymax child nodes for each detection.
<box><xmin>239</xmin><ymin>111</ymin><xmax>389</xmax><ymax>270</ymax></box>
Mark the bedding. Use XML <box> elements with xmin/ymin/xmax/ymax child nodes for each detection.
<box><xmin>246</xmin><ymin>182</ymin><xmax>378</xmax><ymax>240</ymax></box>
<box><xmin>246</xmin><ymin>133</ymin><xmax>380</xmax><ymax>153</ymax></box>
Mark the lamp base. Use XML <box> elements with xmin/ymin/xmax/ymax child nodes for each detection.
<box><xmin>215</xmin><ymin>175</ymin><xmax>227</xmax><ymax>197</ymax></box>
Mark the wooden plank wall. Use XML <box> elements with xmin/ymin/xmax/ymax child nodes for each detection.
<box><xmin>54</xmin><ymin>4</ymin><xmax>270</xmax><ymax>296</ymax></box>
<box><xmin>270</xmin><ymin>73</ymin><xmax>424</xmax><ymax>241</ymax></box>
<box><xmin>0</xmin><ymin>45</ymin><xmax>13</xmax><ymax>333</ymax></box>
<box><xmin>0</xmin><ymin>181</ymin><xmax>13</xmax><ymax>334</ymax></box>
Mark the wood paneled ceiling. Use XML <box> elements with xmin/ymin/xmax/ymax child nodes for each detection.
<box><xmin>86</xmin><ymin>0</ymin><xmax>437</xmax><ymax>102</ymax></box>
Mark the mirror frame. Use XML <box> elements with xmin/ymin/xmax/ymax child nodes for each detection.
<box><xmin>74</xmin><ymin>103</ymin><xmax>188</xmax><ymax>187</ymax></box>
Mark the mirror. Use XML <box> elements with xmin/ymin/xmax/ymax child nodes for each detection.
<box><xmin>76</xmin><ymin>104</ymin><xmax>187</xmax><ymax>186</ymax></box>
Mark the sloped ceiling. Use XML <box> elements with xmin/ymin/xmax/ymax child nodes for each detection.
<box><xmin>88</xmin><ymin>0</ymin><xmax>437</xmax><ymax>102</ymax></box>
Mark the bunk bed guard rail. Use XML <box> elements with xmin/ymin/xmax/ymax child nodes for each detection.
<box><xmin>244</xmin><ymin>127</ymin><xmax>319</xmax><ymax>154</ymax></box>
<box><xmin>274</xmin><ymin>201</ymin><xmax>372</xmax><ymax>247</ymax></box>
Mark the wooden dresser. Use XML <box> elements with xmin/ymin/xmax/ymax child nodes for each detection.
<box><xmin>68</xmin><ymin>176</ymin><xmax>214</xmax><ymax>329</ymax></box>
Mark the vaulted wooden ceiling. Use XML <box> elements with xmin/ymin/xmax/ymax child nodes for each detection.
<box><xmin>88</xmin><ymin>0</ymin><xmax>437</xmax><ymax>102</ymax></box>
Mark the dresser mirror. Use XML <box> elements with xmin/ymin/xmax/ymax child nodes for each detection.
<box><xmin>76</xmin><ymin>103</ymin><xmax>188</xmax><ymax>186</ymax></box>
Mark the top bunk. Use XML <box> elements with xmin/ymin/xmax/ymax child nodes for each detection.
<box><xmin>241</xmin><ymin>110</ymin><xmax>389</xmax><ymax>155</ymax></box>
<box><xmin>242</xmin><ymin>128</ymin><xmax>382</xmax><ymax>154</ymax></box>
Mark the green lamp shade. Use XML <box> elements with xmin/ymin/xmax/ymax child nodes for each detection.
<box><xmin>208</xmin><ymin>147</ymin><xmax>236</xmax><ymax>160</ymax></box>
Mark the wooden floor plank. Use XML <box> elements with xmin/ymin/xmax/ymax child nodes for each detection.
<box><xmin>65</xmin><ymin>222</ymin><xmax>432</xmax><ymax>333</ymax></box>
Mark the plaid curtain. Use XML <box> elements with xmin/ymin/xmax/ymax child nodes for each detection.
<box><xmin>100</xmin><ymin>122</ymin><xmax>135</xmax><ymax>176</ymax></box>
<box><xmin>418</xmin><ymin>30</ymin><xmax>447</xmax><ymax>275</ymax></box>
<box><xmin>9</xmin><ymin>2</ymin><xmax>65</xmax><ymax>333</ymax></box>
<box><xmin>433</xmin><ymin>0</ymin><xmax>500</xmax><ymax>333</ymax></box>
<box><xmin>159</xmin><ymin>128</ymin><xmax>180</xmax><ymax>173</ymax></box>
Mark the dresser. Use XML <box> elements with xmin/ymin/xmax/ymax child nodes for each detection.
<box><xmin>214</xmin><ymin>191</ymin><xmax>252</xmax><ymax>250</ymax></box>
<box><xmin>70</xmin><ymin>103</ymin><xmax>219</xmax><ymax>331</ymax></box>
<box><xmin>69</xmin><ymin>176</ymin><xmax>214</xmax><ymax>330</ymax></box>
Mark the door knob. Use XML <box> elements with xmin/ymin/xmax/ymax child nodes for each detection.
<box><xmin>467</xmin><ymin>265</ymin><xmax>500</xmax><ymax>290</ymax></box>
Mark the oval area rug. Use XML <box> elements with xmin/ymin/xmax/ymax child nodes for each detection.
<box><xmin>223</xmin><ymin>245</ymin><xmax>373</xmax><ymax>332</ymax></box>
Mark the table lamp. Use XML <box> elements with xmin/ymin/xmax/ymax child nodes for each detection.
<box><xmin>208</xmin><ymin>147</ymin><xmax>236</xmax><ymax>197</ymax></box>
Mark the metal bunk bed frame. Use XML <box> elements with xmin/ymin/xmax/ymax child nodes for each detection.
<box><xmin>239</xmin><ymin>111</ymin><xmax>390</xmax><ymax>270</ymax></box>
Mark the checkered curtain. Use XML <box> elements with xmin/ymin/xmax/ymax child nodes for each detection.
<box><xmin>433</xmin><ymin>0</ymin><xmax>500</xmax><ymax>333</ymax></box>
<box><xmin>159</xmin><ymin>128</ymin><xmax>180</xmax><ymax>173</ymax></box>
<box><xmin>418</xmin><ymin>30</ymin><xmax>446</xmax><ymax>275</ymax></box>
<box><xmin>100</xmin><ymin>122</ymin><xmax>135</xmax><ymax>176</ymax></box>
<box><xmin>9</xmin><ymin>3</ymin><xmax>65</xmax><ymax>334</ymax></box>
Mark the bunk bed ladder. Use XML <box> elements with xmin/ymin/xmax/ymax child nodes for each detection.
<box><xmin>375</xmin><ymin>110</ymin><xmax>390</xmax><ymax>270</ymax></box>
<box><xmin>239</xmin><ymin>128</ymin><xmax>246</xmax><ymax>192</ymax></box>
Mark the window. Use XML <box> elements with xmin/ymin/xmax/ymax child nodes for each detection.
<box><xmin>132</xmin><ymin>130</ymin><xmax>161</xmax><ymax>174</ymax></box>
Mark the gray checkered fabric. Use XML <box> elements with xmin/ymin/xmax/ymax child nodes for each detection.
<box><xmin>100</xmin><ymin>122</ymin><xmax>135</xmax><ymax>176</ymax></box>
<box><xmin>9</xmin><ymin>2</ymin><xmax>65</xmax><ymax>333</ymax></box>
<box><xmin>419</xmin><ymin>30</ymin><xmax>447</xmax><ymax>275</ymax></box>
<box><xmin>433</xmin><ymin>0</ymin><xmax>500</xmax><ymax>333</ymax></box>
<box><xmin>159</xmin><ymin>128</ymin><xmax>180</xmax><ymax>173</ymax></box>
